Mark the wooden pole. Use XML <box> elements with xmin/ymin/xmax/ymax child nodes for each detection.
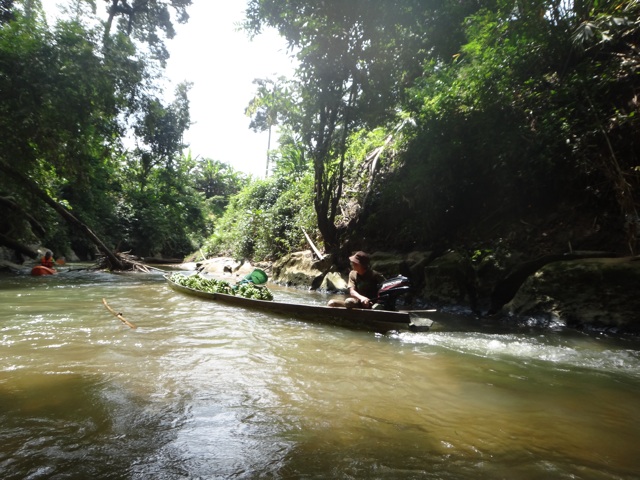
<box><xmin>302</xmin><ymin>227</ymin><xmax>325</xmax><ymax>260</ymax></box>
<box><xmin>102</xmin><ymin>298</ymin><xmax>137</xmax><ymax>329</ymax></box>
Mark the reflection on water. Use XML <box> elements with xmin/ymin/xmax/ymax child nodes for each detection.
<box><xmin>1</xmin><ymin>269</ymin><xmax>639</xmax><ymax>479</ymax></box>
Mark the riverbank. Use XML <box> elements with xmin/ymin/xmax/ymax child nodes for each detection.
<box><xmin>5</xmin><ymin>243</ymin><xmax>639</xmax><ymax>335</ymax></box>
<box><xmin>194</xmin><ymin>249</ymin><xmax>640</xmax><ymax>336</ymax></box>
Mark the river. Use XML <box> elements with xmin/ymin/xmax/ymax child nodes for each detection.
<box><xmin>1</xmin><ymin>268</ymin><xmax>639</xmax><ymax>479</ymax></box>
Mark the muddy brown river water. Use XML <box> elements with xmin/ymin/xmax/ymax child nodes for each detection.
<box><xmin>1</xmin><ymin>268</ymin><xmax>639</xmax><ymax>479</ymax></box>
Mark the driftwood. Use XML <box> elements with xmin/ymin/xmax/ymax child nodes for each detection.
<box><xmin>95</xmin><ymin>251</ymin><xmax>169</xmax><ymax>273</ymax></box>
<box><xmin>142</xmin><ymin>257</ymin><xmax>184</xmax><ymax>265</ymax></box>
<box><xmin>102</xmin><ymin>298</ymin><xmax>137</xmax><ymax>329</ymax></box>
<box><xmin>96</xmin><ymin>251</ymin><xmax>156</xmax><ymax>272</ymax></box>
<box><xmin>302</xmin><ymin>227</ymin><xmax>325</xmax><ymax>260</ymax></box>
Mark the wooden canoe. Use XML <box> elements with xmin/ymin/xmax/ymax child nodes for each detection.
<box><xmin>165</xmin><ymin>275</ymin><xmax>432</xmax><ymax>333</ymax></box>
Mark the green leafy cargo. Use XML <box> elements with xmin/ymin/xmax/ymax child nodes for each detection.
<box><xmin>234</xmin><ymin>282</ymin><xmax>274</xmax><ymax>300</ymax></box>
<box><xmin>169</xmin><ymin>273</ymin><xmax>274</xmax><ymax>301</ymax></box>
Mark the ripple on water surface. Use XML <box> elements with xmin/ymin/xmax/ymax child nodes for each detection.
<box><xmin>1</xmin><ymin>272</ymin><xmax>640</xmax><ymax>479</ymax></box>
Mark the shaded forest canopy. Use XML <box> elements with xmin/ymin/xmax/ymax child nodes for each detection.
<box><xmin>0</xmin><ymin>0</ymin><xmax>638</xmax><ymax>267</ymax></box>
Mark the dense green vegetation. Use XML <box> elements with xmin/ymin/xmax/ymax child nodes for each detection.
<box><xmin>0</xmin><ymin>0</ymin><xmax>246</xmax><ymax>262</ymax></box>
<box><xmin>243</xmin><ymin>0</ymin><xmax>640</xmax><ymax>258</ymax></box>
<box><xmin>1</xmin><ymin>0</ymin><xmax>638</xmax><ymax>266</ymax></box>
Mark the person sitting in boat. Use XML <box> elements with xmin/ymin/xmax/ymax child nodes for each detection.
<box><xmin>328</xmin><ymin>251</ymin><xmax>385</xmax><ymax>309</ymax></box>
<box><xmin>40</xmin><ymin>251</ymin><xmax>56</xmax><ymax>269</ymax></box>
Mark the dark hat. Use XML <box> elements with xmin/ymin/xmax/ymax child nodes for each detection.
<box><xmin>349</xmin><ymin>251</ymin><xmax>370</xmax><ymax>266</ymax></box>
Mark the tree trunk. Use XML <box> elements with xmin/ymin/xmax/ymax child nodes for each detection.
<box><xmin>0</xmin><ymin>162</ymin><xmax>124</xmax><ymax>269</ymax></box>
<box><xmin>266</xmin><ymin>125</ymin><xmax>272</xmax><ymax>178</ymax></box>
<box><xmin>312</xmin><ymin>68</ymin><xmax>360</xmax><ymax>256</ymax></box>
<box><xmin>103</xmin><ymin>0</ymin><xmax>120</xmax><ymax>46</ymax></box>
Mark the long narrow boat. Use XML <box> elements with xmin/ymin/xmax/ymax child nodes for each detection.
<box><xmin>165</xmin><ymin>275</ymin><xmax>432</xmax><ymax>333</ymax></box>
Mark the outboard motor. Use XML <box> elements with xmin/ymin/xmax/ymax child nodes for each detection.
<box><xmin>376</xmin><ymin>275</ymin><xmax>411</xmax><ymax>310</ymax></box>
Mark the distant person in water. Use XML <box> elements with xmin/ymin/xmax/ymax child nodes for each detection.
<box><xmin>40</xmin><ymin>251</ymin><xmax>55</xmax><ymax>269</ymax></box>
<box><xmin>328</xmin><ymin>251</ymin><xmax>385</xmax><ymax>309</ymax></box>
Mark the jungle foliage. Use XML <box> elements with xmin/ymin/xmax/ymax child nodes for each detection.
<box><xmin>1</xmin><ymin>0</ymin><xmax>639</xmax><ymax>265</ymax></box>
<box><xmin>241</xmin><ymin>0</ymin><xmax>640</xmax><ymax>258</ymax></box>
<box><xmin>202</xmin><ymin>171</ymin><xmax>315</xmax><ymax>261</ymax></box>
<box><xmin>0</xmin><ymin>0</ymin><xmax>246</xmax><ymax>260</ymax></box>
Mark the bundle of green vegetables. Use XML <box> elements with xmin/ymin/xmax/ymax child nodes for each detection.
<box><xmin>169</xmin><ymin>273</ymin><xmax>274</xmax><ymax>301</ymax></box>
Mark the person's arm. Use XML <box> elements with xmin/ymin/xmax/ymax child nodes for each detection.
<box><xmin>349</xmin><ymin>285</ymin><xmax>373</xmax><ymax>306</ymax></box>
<box><xmin>347</xmin><ymin>271</ymin><xmax>372</xmax><ymax>305</ymax></box>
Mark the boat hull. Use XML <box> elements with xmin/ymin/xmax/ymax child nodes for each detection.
<box><xmin>31</xmin><ymin>266</ymin><xmax>56</xmax><ymax>276</ymax></box>
<box><xmin>165</xmin><ymin>276</ymin><xmax>430</xmax><ymax>333</ymax></box>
